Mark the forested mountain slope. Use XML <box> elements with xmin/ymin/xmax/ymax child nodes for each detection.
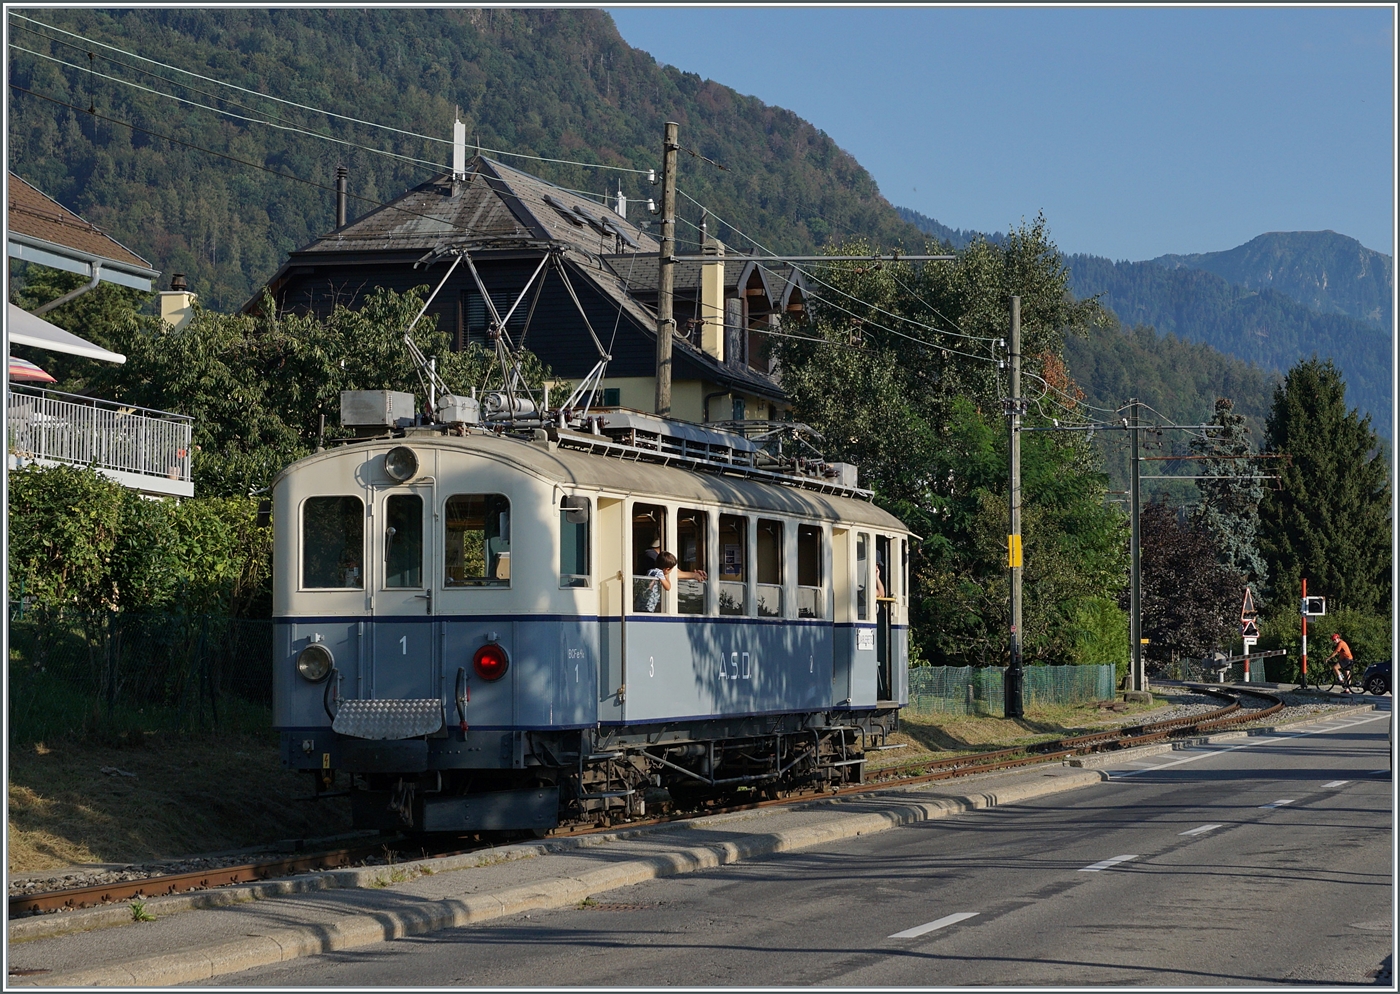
<box><xmin>1064</xmin><ymin>321</ymin><xmax>1281</xmax><ymax>492</ymax></box>
<box><xmin>895</xmin><ymin>206</ymin><xmax>1005</xmax><ymax>249</ymax></box>
<box><xmin>1153</xmin><ymin>230</ymin><xmax>1392</xmax><ymax>331</ymax></box>
<box><xmin>7</xmin><ymin>8</ymin><xmax>926</xmax><ymax>310</ymax></box>
<box><xmin>1065</xmin><ymin>254</ymin><xmax>1391</xmax><ymax>437</ymax></box>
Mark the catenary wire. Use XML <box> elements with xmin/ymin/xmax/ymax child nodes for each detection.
<box><xmin>677</xmin><ymin>189</ymin><xmax>1000</xmax><ymax>345</ymax></box>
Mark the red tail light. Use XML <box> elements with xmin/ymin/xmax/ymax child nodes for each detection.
<box><xmin>473</xmin><ymin>643</ymin><xmax>509</xmax><ymax>681</ymax></box>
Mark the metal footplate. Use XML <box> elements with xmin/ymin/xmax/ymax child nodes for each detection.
<box><xmin>333</xmin><ymin>698</ymin><xmax>443</xmax><ymax>739</ymax></box>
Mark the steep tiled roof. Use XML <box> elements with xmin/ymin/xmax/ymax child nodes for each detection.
<box><xmin>296</xmin><ymin>156</ymin><xmax>658</xmax><ymax>258</ymax></box>
<box><xmin>7</xmin><ymin>173</ymin><xmax>153</xmax><ymax>269</ymax></box>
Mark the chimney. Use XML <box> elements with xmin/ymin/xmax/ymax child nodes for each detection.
<box><xmin>700</xmin><ymin>222</ymin><xmax>725</xmax><ymax>362</ymax></box>
<box><xmin>452</xmin><ymin>111</ymin><xmax>467</xmax><ymax>181</ymax></box>
<box><xmin>335</xmin><ymin>165</ymin><xmax>347</xmax><ymax>228</ymax></box>
<box><xmin>614</xmin><ymin>186</ymin><xmax>626</xmax><ymax>219</ymax></box>
<box><xmin>160</xmin><ymin>273</ymin><xmax>196</xmax><ymax>330</ymax></box>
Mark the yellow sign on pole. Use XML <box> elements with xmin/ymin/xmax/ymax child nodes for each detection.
<box><xmin>1007</xmin><ymin>534</ymin><xmax>1023</xmax><ymax>568</ymax></box>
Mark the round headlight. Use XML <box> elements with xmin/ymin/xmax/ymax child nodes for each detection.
<box><xmin>473</xmin><ymin>642</ymin><xmax>509</xmax><ymax>682</ymax></box>
<box><xmin>296</xmin><ymin>643</ymin><xmax>334</xmax><ymax>682</ymax></box>
<box><xmin>384</xmin><ymin>445</ymin><xmax>419</xmax><ymax>484</ymax></box>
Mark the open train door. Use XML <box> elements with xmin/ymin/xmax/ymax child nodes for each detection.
<box><xmin>876</xmin><ymin>535</ymin><xmax>893</xmax><ymax>702</ymax></box>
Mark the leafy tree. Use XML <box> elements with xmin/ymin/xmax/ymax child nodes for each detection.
<box><xmin>1258</xmin><ymin>358</ymin><xmax>1391</xmax><ymax>614</ymax></box>
<box><xmin>7</xmin><ymin>466</ymin><xmax>273</xmax><ymax>615</ymax></box>
<box><xmin>778</xmin><ymin>219</ymin><xmax>1127</xmax><ymax>666</ymax></box>
<box><xmin>7</xmin><ymin>464</ymin><xmax>128</xmax><ymax>611</ymax></box>
<box><xmin>1191</xmin><ymin>397</ymin><xmax>1268</xmax><ymax>590</ymax></box>
<box><xmin>1065</xmin><ymin>596</ymin><xmax>1130</xmax><ymax>682</ymax></box>
<box><xmin>1136</xmin><ymin>500</ymin><xmax>1244</xmax><ymax>664</ymax></box>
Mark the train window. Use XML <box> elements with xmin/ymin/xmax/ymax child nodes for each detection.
<box><xmin>560</xmin><ymin>496</ymin><xmax>590</xmax><ymax>588</ymax></box>
<box><xmin>676</xmin><ymin>509</ymin><xmax>708</xmax><ymax>615</ymax></box>
<box><xmin>756</xmin><ymin>519</ymin><xmax>783</xmax><ymax>618</ymax></box>
<box><xmin>384</xmin><ymin>494</ymin><xmax>423</xmax><ymax>588</ymax></box>
<box><xmin>856</xmin><ymin>532</ymin><xmax>871</xmax><ymax>621</ymax></box>
<box><xmin>444</xmin><ymin>494</ymin><xmax>511</xmax><ymax>587</ymax></box>
<box><xmin>302</xmin><ymin>496</ymin><xmax>364</xmax><ymax>589</ymax></box>
<box><xmin>797</xmin><ymin>524</ymin><xmax>823</xmax><ymax>619</ymax></box>
<box><xmin>632</xmin><ymin>503</ymin><xmax>668</xmax><ymax>613</ymax></box>
<box><xmin>718</xmin><ymin>514</ymin><xmax>747</xmax><ymax>616</ymax></box>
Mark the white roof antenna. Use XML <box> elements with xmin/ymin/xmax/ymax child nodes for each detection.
<box><xmin>452</xmin><ymin>109</ymin><xmax>467</xmax><ymax>181</ymax></box>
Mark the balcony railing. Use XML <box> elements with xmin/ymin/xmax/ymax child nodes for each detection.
<box><xmin>7</xmin><ymin>384</ymin><xmax>194</xmax><ymax>497</ymax></box>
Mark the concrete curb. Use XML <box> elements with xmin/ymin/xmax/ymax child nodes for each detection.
<box><xmin>16</xmin><ymin>770</ymin><xmax>1102</xmax><ymax>987</ymax></box>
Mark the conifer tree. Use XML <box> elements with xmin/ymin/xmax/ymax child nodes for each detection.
<box><xmin>1258</xmin><ymin>358</ymin><xmax>1391</xmax><ymax>614</ymax></box>
<box><xmin>1191</xmin><ymin>397</ymin><xmax>1268</xmax><ymax>590</ymax></box>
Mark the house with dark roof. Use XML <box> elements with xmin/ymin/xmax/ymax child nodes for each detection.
<box><xmin>246</xmin><ymin>156</ymin><xmax>804</xmax><ymax>424</ymax></box>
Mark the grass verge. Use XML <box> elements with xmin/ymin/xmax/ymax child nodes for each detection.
<box><xmin>869</xmin><ymin>697</ymin><xmax>1172</xmax><ymax>771</ymax></box>
<box><xmin>7</xmin><ymin>732</ymin><xmax>353</xmax><ymax>873</ymax></box>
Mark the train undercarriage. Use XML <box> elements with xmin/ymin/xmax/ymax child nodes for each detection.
<box><xmin>313</xmin><ymin>709</ymin><xmax>900</xmax><ymax>835</ymax></box>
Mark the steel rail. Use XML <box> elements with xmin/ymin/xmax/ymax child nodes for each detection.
<box><xmin>8</xmin><ymin>843</ymin><xmax>393</xmax><ymax>918</ymax></box>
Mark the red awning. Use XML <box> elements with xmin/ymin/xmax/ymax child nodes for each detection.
<box><xmin>8</xmin><ymin>354</ymin><xmax>57</xmax><ymax>383</ymax></box>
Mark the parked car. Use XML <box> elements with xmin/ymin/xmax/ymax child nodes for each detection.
<box><xmin>1360</xmin><ymin>661</ymin><xmax>1391</xmax><ymax>696</ymax></box>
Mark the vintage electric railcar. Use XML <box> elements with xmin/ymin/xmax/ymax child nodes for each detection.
<box><xmin>273</xmin><ymin>400</ymin><xmax>911</xmax><ymax>833</ymax></box>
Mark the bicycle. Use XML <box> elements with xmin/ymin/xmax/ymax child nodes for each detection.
<box><xmin>1331</xmin><ymin>665</ymin><xmax>1368</xmax><ymax>694</ymax></box>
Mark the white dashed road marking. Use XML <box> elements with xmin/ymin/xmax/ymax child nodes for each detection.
<box><xmin>1180</xmin><ymin>824</ymin><xmax>1223</xmax><ymax>836</ymax></box>
<box><xmin>1080</xmin><ymin>854</ymin><xmax>1138</xmax><ymax>872</ymax></box>
<box><xmin>1110</xmin><ymin>712</ymin><xmax>1391</xmax><ymax>779</ymax></box>
<box><xmin>888</xmin><ymin>912</ymin><xmax>979</xmax><ymax>939</ymax></box>
<box><xmin>1260</xmin><ymin>799</ymin><xmax>1295</xmax><ymax>808</ymax></box>
<box><xmin>1322</xmin><ymin>780</ymin><xmax>1350</xmax><ymax>788</ymax></box>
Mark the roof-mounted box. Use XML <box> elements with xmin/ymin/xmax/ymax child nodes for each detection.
<box><xmin>341</xmin><ymin>390</ymin><xmax>416</xmax><ymax>428</ymax></box>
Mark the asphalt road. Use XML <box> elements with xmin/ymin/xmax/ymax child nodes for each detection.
<box><xmin>213</xmin><ymin>708</ymin><xmax>1393</xmax><ymax>987</ymax></box>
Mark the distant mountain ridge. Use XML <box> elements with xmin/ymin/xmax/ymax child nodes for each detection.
<box><xmin>895</xmin><ymin>210</ymin><xmax>1392</xmax><ymax>435</ymax></box>
<box><xmin>1065</xmin><ymin>253</ymin><xmax>1390</xmax><ymax>438</ymax></box>
<box><xmin>1153</xmin><ymin>230</ymin><xmax>1391</xmax><ymax>332</ymax></box>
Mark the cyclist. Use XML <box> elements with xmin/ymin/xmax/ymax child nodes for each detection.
<box><xmin>1326</xmin><ymin>633</ymin><xmax>1355</xmax><ymax>690</ymax></box>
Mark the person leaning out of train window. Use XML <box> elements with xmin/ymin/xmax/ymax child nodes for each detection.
<box><xmin>644</xmin><ymin>552</ymin><xmax>707</xmax><ymax>612</ymax></box>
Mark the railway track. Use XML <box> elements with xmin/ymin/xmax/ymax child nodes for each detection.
<box><xmin>6</xmin><ymin>684</ymin><xmax>1289</xmax><ymax>920</ymax></box>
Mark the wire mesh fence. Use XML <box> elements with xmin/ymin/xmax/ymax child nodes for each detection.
<box><xmin>1148</xmin><ymin>657</ymin><xmax>1280</xmax><ymax>684</ymax></box>
<box><xmin>906</xmin><ymin>664</ymin><xmax>1116</xmax><ymax>718</ymax></box>
<box><xmin>7</xmin><ymin>607</ymin><xmax>272</xmax><ymax>745</ymax></box>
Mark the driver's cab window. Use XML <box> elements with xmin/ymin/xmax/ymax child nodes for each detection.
<box><xmin>302</xmin><ymin>496</ymin><xmax>364</xmax><ymax>588</ymax></box>
<box><xmin>444</xmin><ymin>494</ymin><xmax>511</xmax><ymax>587</ymax></box>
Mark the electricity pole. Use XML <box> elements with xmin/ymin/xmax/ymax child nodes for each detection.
<box><xmin>1129</xmin><ymin>397</ymin><xmax>1143</xmax><ymax>692</ymax></box>
<box><xmin>654</xmin><ymin>121</ymin><xmax>679</xmax><ymax>416</ymax></box>
<box><xmin>1005</xmin><ymin>296</ymin><xmax>1024</xmax><ymax>719</ymax></box>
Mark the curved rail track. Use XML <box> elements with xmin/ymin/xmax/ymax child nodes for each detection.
<box><xmin>8</xmin><ymin>684</ymin><xmax>1288</xmax><ymax>919</ymax></box>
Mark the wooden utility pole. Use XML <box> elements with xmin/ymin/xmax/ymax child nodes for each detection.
<box><xmin>655</xmin><ymin>121</ymin><xmax>679</xmax><ymax>416</ymax></box>
<box><xmin>1005</xmin><ymin>296</ymin><xmax>1024</xmax><ymax>718</ymax></box>
<box><xmin>1129</xmin><ymin>397</ymin><xmax>1143</xmax><ymax>692</ymax></box>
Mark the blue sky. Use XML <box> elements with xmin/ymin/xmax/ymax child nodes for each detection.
<box><xmin>607</xmin><ymin>6</ymin><xmax>1395</xmax><ymax>260</ymax></box>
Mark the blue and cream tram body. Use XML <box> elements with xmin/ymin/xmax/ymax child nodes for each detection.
<box><xmin>273</xmin><ymin>399</ymin><xmax>912</xmax><ymax>833</ymax></box>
